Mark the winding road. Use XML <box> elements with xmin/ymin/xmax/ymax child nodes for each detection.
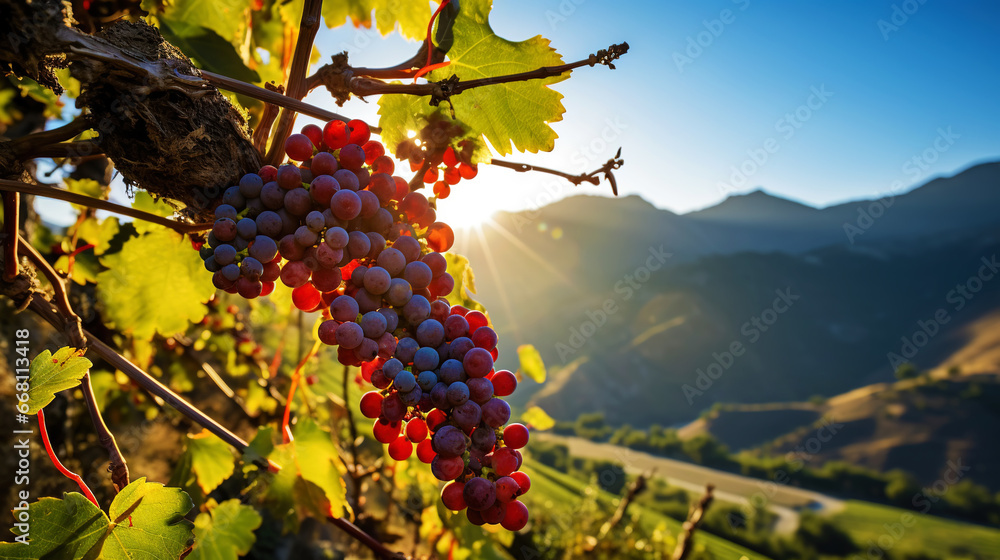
<box><xmin>536</xmin><ymin>433</ymin><xmax>845</xmax><ymax>534</ymax></box>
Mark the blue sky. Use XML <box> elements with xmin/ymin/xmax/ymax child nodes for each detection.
<box><xmin>301</xmin><ymin>0</ymin><xmax>1000</xmax><ymax>223</ymax></box>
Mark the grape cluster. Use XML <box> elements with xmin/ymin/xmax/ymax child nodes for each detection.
<box><xmin>198</xmin><ymin>117</ymin><xmax>529</xmax><ymax>531</ymax></box>
<box><xmin>358</xmin><ymin>304</ymin><xmax>531</xmax><ymax>531</ymax></box>
<box><xmin>395</xmin><ymin>119</ymin><xmax>479</xmax><ymax>201</ymax></box>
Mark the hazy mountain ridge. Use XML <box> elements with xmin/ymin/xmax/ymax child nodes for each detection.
<box><xmin>455</xmin><ymin>160</ymin><xmax>1000</xmax><ymax>429</ymax></box>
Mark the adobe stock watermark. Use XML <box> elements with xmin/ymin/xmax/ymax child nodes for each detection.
<box><xmin>877</xmin><ymin>0</ymin><xmax>929</xmax><ymax>41</ymax></box>
<box><xmin>683</xmin><ymin>287</ymin><xmax>800</xmax><ymax>404</ymax></box>
<box><xmin>717</xmin><ymin>85</ymin><xmax>834</xmax><ymax>197</ymax></box>
<box><xmin>852</xmin><ymin>458</ymin><xmax>970</xmax><ymax>560</ymax></box>
<box><xmin>730</xmin><ymin>416</ymin><xmax>843</xmax><ymax>528</ymax></box>
<box><xmin>673</xmin><ymin>0</ymin><xmax>751</xmax><ymax>73</ymax></box>
<box><xmin>545</xmin><ymin>0</ymin><xmax>587</xmax><ymax>29</ymax></box>
<box><xmin>843</xmin><ymin>127</ymin><xmax>959</xmax><ymax>243</ymax></box>
<box><xmin>554</xmin><ymin>245</ymin><xmax>672</xmax><ymax>363</ymax></box>
<box><xmin>886</xmin><ymin>254</ymin><xmax>999</xmax><ymax>370</ymax></box>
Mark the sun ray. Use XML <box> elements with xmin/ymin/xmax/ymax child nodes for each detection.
<box><xmin>473</xmin><ymin>222</ymin><xmax>523</xmax><ymax>345</ymax></box>
<box><xmin>485</xmin><ymin>219</ymin><xmax>579</xmax><ymax>289</ymax></box>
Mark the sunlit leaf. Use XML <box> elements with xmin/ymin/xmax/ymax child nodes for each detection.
<box><xmin>517</xmin><ymin>344</ymin><xmax>546</xmax><ymax>383</ymax></box>
<box><xmin>101</xmin><ymin>478</ymin><xmax>194</xmax><ymax>560</ymax></box>
<box><xmin>189</xmin><ymin>499</ymin><xmax>262</xmax><ymax>560</ymax></box>
<box><xmin>186</xmin><ymin>431</ymin><xmax>237</xmax><ymax>494</ymax></box>
<box><xmin>24</xmin><ymin>347</ymin><xmax>91</xmax><ymax>415</ymax></box>
<box><xmin>97</xmin><ymin>229</ymin><xmax>215</xmax><ymax>339</ymax></box>
<box><xmin>521</xmin><ymin>405</ymin><xmax>555</xmax><ymax>430</ymax></box>
<box><xmin>443</xmin><ymin>253</ymin><xmax>485</xmax><ymax>312</ymax></box>
<box><xmin>0</xmin><ymin>492</ymin><xmax>106</xmax><ymax>556</ymax></box>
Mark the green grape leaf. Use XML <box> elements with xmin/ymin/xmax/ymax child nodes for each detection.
<box><xmin>373</xmin><ymin>0</ymin><xmax>431</xmax><ymax>40</ymax></box>
<box><xmin>186</xmin><ymin>431</ymin><xmax>237</xmax><ymax>494</ymax></box>
<box><xmin>244</xmin><ymin>426</ymin><xmax>275</xmax><ymax>467</ymax></box>
<box><xmin>131</xmin><ymin>191</ymin><xmax>178</xmax><ymax>234</ymax></box>
<box><xmin>65</xmin><ymin>178</ymin><xmax>108</xmax><ymax>212</ymax></box>
<box><xmin>75</xmin><ymin>216</ymin><xmax>121</xmax><ymax>256</ymax></box>
<box><xmin>521</xmin><ymin>405</ymin><xmax>555</xmax><ymax>430</ymax></box>
<box><xmin>260</xmin><ymin>418</ymin><xmax>349</xmax><ymax>530</ymax></box>
<box><xmin>442</xmin><ymin>253</ymin><xmax>485</xmax><ymax>312</ymax></box>
<box><xmin>101</xmin><ymin>478</ymin><xmax>194</xmax><ymax>560</ymax></box>
<box><xmin>322</xmin><ymin>0</ymin><xmax>375</xmax><ymax>29</ymax></box>
<box><xmin>24</xmin><ymin>347</ymin><xmax>92</xmax><ymax>415</ymax></box>
<box><xmin>189</xmin><ymin>499</ymin><xmax>262</xmax><ymax>560</ymax></box>
<box><xmin>9</xmin><ymin>76</ymin><xmax>65</xmax><ymax>119</ymax></box>
<box><xmin>148</xmin><ymin>0</ymin><xmax>250</xmax><ymax>52</ymax></box>
<box><xmin>97</xmin><ymin>229</ymin><xmax>215</xmax><ymax>339</ymax></box>
<box><xmin>378</xmin><ymin>0</ymin><xmax>566</xmax><ymax>156</ymax></box>
<box><xmin>54</xmin><ymin>250</ymin><xmax>101</xmax><ymax>287</ymax></box>
<box><xmin>0</xmin><ymin>492</ymin><xmax>106</xmax><ymax>556</ymax></box>
<box><xmin>158</xmin><ymin>20</ymin><xmax>261</xmax><ymax>84</ymax></box>
<box><xmin>517</xmin><ymin>344</ymin><xmax>546</xmax><ymax>383</ymax></box>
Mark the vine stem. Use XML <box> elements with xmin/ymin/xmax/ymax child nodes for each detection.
<box><xmin>490</xmin><ymin>150</ymin><xmax>624</xmax><ymax>195</ymax></box>
<box><xmin>0</xmin><ymin>179</ymin><xmax>212</xmax><ymax>233</ymax></box>
<box><xmin>8</xmin><ymin>118</ymin><xmax>93</xmax><ymax>159</ymax></box>
<box><xmin>672</xmin><ymin>484</ymin><xmax>714</xmax><ymax>560</ymax></box>
<box><xmin>17</xmin><ymin>233</ymin><xmax>86</xmax><ymax>348</ymax></box>
<box><xmin>37</xmin><ymin>409</ymin><xmax>101</xmax><ymax>507</ymax></box>
<box><xmin>201</xmin><ymin>71</ymin><xmax>353</xmax><ymax>126</ymax></box>
<box><xmin>81</xmin><ymin>372</ymin><xmax>130</xmax><ymax>491</ymax></box>
<box><xmin>264</xmin><ymin>0</ymin><xmax>325</xmax><ymax>165</ymax></box>
<box><xmin>327</xmin><ymin>516</ymin><xmax>408</xmax><ymax>560</ymax></box>
<box><xmin>2</xmin><ymin>192</ymin><xmax>18</xmax><ymax>281</ymax></box>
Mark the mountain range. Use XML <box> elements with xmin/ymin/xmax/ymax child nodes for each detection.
<box><xmin>454</xmin><ymin>160</ymin><xmax>1000</xmax><ymax>429</ymax></box>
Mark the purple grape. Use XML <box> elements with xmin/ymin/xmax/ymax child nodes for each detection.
<box><xmin>239</xmin><ymin>173</ymin><xmax>264</xmax><ymax>198</ymax></box>
<box><xmin>385</xmin><ymin>278</ymin><xmax>413</xmax><ymax>307</ymax></box>
<box><xmin>432</xmin><ymin>425</ymin><xmax>467</xmax><ymax>458</ymax></box>
<box><xmin>417</xmin><ymin>370</ymin><xmax>438</xmax><ymax>391</ymax></box>
<box><xmin>276</xmin><ymin>164</ymin><xmax>302</xmax><ymax>190</ymax></box>
<box><xmin>240</xmin><ymin>257</ymin><xmax>263</xmax><ymax>280</ymax></box>
<box><xmin>360</xmin><ymin>311</ymin><xmax>387</xmax><ymax>338</ymax></box>
<box><xmin>358</xmin><ymin>190</ymin><xmax>380</xmax><ymax>218</ymax></box>
<box><xmin>439</xmin><ymin>359</ymin><xmax>465</xmax><ymax>384</ymax></box>
<box><xmin>393</xmin><ymin>235</ymin><xmax>421</xmax><ymax>263</ymax></box>
<box><xmin>255</xmin><ymin>211</ymin><xmax>282</xmax><ymax>237</ymax></box>
<box><xmin>213</xmin><ymin>218</ymin><xmax>237</xmax><ymax>242</ymax></box>
<box><xmin>395</xmin><ymin>337</ymin><xmax>419</xmax><ymax>364</ymax></box>
<box><xmin>260</xmin><ymin>181</ymin><xmax>285</xmax><ymax>209</ymax></box>
<box><xmin>213</xmin><ymin>244</ymin><xmax>237</xmax><ymax>265</ymax></box>
<box><xmin>284</xmin><ymin>188</ymin><xmax>313</xmax><ymax>216</ymax></box>
<box><xmin>403</xmin><ymin>261</ymin><xmax>433</xmax><ymax>290</ymax></box>
<box><xmin>453</xmin><ymin>401</ymin><xmax>482</xmax><ymax>430</ymax></box>
<box><xmin>347</xmin><ymin>230</ymin><xmax>371</xmax><ymax>259</ymax></box>
<box><xmin>324</xmin><ymin>226</ymin><xmax>349</xmax><ymax>249</ymax></box>
<box><xmin>371</xmin><ymin>369</ymin><xmax>391</xmax><ymax>390</ymax></box>
<box><xmin>351</xmin><ymin>265</ymin><xmax>367</xmax><ymax>287</ymax></box>
<box><xmin>471</xmin><ymin>424</ymin><xmax>496</xmax><ymax>451</ymax></box>
<box><xmin>369</xmin><ymin>208</ymin><xmax>393</xmax><ymax>235</ymax></box>
<box><xmin>444</xmin><ymin>315</ymin><xmax>470</xmax><ymax>340</ymax></box>
<box><xmin>331</xmin><ymin>190</ymin><xmax>361</xmax><ymax>221</ymax></box>
<box><xmin>221</xmin><ymin>263</ymin><xmax>240</xmax><ymax>281</ymax></box>
<box><xmin>294</xmin><ymin>225</ymin><xmax>319</xmax><ymax>247</ymax></box>
<box><xmin>403</xmin><ymin>295</ymin><xmax>431</xmax><ymax>325</ymax></box>
<box><xmin>416</xmin><ymin>318</ymin><xmax>445</xmax><ymax>347</ymax></box>
<box><xmin>278</xmin><ymin>234</ymin><xmax>305</xmax><ymax>260</ymax></box>
<box><xmin>376</xmin><ymin>247</ymin><xmax>406</xmax><ymax>276</ymax></box>
<box><xmin>305</xmin><ymin>211</ymin><xmax>325</xmax><ymax>232</ymax></box>
<box><xmin>236</xmin><ymin>218</ymin><xmax>257</xmax><ymax>239</ymax></box>
<box><xmin>463</xmin><ymin>477</ymin><xmax>496</xmax><ymax>511</ymax></box>
<box><xmin>331</xmin><ymin>295</ymin><xmax>359</xmax><ymax>322</ymax></box>
<box><xmin>223</xmin><ymin>186</ymin><xmax>245</xmax><ymax>208</ymax></box>
<box><xmin>430</xmin><ymin>382</ymin><xmax>449</xmax><ymax>409</ymax></box>
<box><xmin>366</xmin><ymin>232</ymin><xmax>386</xmax><ymax>260</ymax></box>
<box><xmin>214</xmin><ymin>204</ymin><xmax>238</xmax><ymax>221</ymax></box>
<box><xmin>399</xmin><ymin>386</ymin><xmax>422</xmax><ymax>406</ymax></box>
<box><xmin>363</xmin><ymin>266</ymin><xmax>391</xmax><ymax>295</ymax></box>
<box><xmin>333</xmin><ymin>169</ymin><xmax>360</xmax><ymax>191</ymax></box>
<box><xmin>355</xmin><ymin>288</ymin><xmax>381</xmax><ymax>313</ymax></box>
<box><xmin>482</xmin><ymin>398</ymin><xmax>511</xmax><ymax>428</ymax></box>
<box><xmin>413</xmin><ymin>346</ymin><xmax>440</xmax><ymax>372</ymax></box>
<box><xmin>447</xmin><ymin>381</ymin><xmax>470</xmax><ymax>406</ymax></box>
<box><xmin>316</xmin><ymin>243</ymin><xmax>343</xmax><ymax>268</ymax></box>
<box><xmin>335</xmin><ymin>322</ymin><xmax>364</xmax><ymax>349</ymax></box>
<box><xmin>379</xmin><ymin>308</ymin><xmax>399</xmax><ymax>332</ymax></box>
<box><xmin>393</xmin><ymin>370</ymin><xmax>417</xmax><ymax>392</ymax></box>
<box><xmin>356</xmin><ymin>337</ymin><xmax>379</xmax><ymax>361</ymax></box>
<box><xmin>467</xmin><ymin>377</ymin><xmax>494</xmax><ymax>404</ymax></box>
<box><xmin>382</xmin><ymin>358</ymin><xmax>404</xmax><ymax>379</ymax></box>
<box><xmin>381</xmin><ymin>393</ymin><xmax>406</xmax><ymax>422</ymax></box>
<box><xmin>463</xmin><ymin>348</ymin><xmax>494</xmax><ymax>378</ymax></box>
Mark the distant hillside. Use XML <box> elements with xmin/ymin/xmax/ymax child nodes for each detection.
<box><xmin>454</xmin><ymin>160</ymin><xmax>1000</xmax><ymax>428</ymax></box>
<box><xmin>679</xmin><ymin>374</ymin><xmax>1000</xmax><ymax>491</ymax></box>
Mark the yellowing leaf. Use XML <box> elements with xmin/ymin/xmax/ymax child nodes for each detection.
<box><xmin>521</xmin><ymin>405</ymin><xmax>555</xmax><ymax>431</ymax></box>
<box><xmin>65</xmin><ymin>178</ymin><xmax>108</xmax><ymax>212</ymax></box>
<box><xmin>517</xmin><ymin>344</ymin><xmax>546</xmax><ymax>383</ymax></box>
<box><xmin>186</xmin><ymin>431</ymin><xmax>237</xmax><ymax>494</ymax></box>
<box><xmin>322</xmin><ymin>0</ymin><xmax>375</xmax><ymax>29</ymax></box>
<box><xmin>378</xmin><ymin>0</ymin><xmax>566</xmax><ymax>156</ymax></box>
<box><xmin>189</xmin><ymin>499</ymin><xmax>262</xmax><ymax>560</ymax></box>
<box><xmin>373</xmin><ymin>0</ymin><xmax>431</xmax><ymax>40</ymax></box>
<box><xmin>131</xmin><ymin>191</ymin><xmax>178</xmax><ymax>234</ymax></box>
<box><xmin>97</xmin><ymin>229</ymin><xmax>215</xmax><ymax>339</ymax></box>
<box><xmin>25</xmin><ymin>347</ymin><xmax>92</xmax><ymax>414</ymax></box>
<box><xmin>443</xmin><ymin>253</ymin><xmax>485</xmax><ymax>312</ymax></box>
